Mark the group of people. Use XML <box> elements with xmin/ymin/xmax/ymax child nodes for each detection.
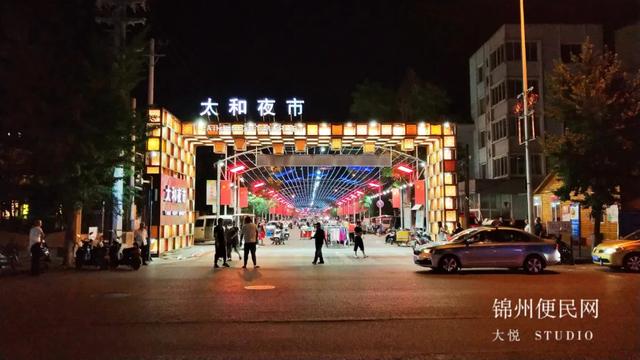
<box><xmin>213</xmin><ymin>216</ymin><xmax>260</xmax><ymax>269</ymax></box>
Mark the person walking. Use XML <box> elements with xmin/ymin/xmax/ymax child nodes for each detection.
<box><xmin>134</xmin><ymin>222</ymin><xmax>149</xmax><ymax>265</ymax></box>
<box><xmin>226</xmin><ymin>223</ymin><xmax>241</xmax><ymax>261</ymax></box>
<box><xmin>312</xmin><ymin>222</ymin><xmax>325</xmax><ymax>265</ymax></box>
<box><xmin>534</xmin><ymin>217</ymin><xmax>544</xmax><ymax>237</ymax></box>
<box><xmin>213</xmin><ymin>218</ymin><xmax>229</xmax><ymax>268</ymax></box>
<box><xmin>452</xmin><ymin>222</ymin><xmax>464</xmax><ymax>235</ymax></box>
<box><xmin>29</xmin><ymin>220</ymin><xmax>45</xmax><ymax>276</ymax></box>
<box><xmin>353</xmin><ymin>221</ymin><xmax>366</xmax><ymax>258</ymax></box>
<box><xmin>241</xmin><ymin>216</ymin><xmax>259</xmax><ymax>269</ymax></box>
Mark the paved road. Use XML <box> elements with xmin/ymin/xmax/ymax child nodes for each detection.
<box><xmin>1</xmin><ymin>233</ymin><xmax>638</xmax><ymax>360</ymax></box>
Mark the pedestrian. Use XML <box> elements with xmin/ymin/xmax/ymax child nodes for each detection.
<box><xmin>524</xmin><ymin>218</ymin><xmax>531</xmax><ymax>233</ymax></box>
<box><xmin>240</xmin><ymin>216</ymin><xmax>259</xmax><ymax>269</ymax></box>
<box><xmin>437</xmin><ymin>221</ymin><xmax>448</xmax><ymax>241</ymax></box>
<box><xmin>353</xmin><ymin>221</ymin><xmax>367</xmax><ymax>258</ymax></box>
<box><xmin>134</xmin><ymin>222</ymin><xmax>149</xmax><ymax>265</ymax></box>
<box><xmin>312</xmin><ymin>222</ymin><xmax>325</xmax><ymax>265</ymax></box>
<box><xmin>213</xmin><ymin>218</ymin><xmax>229</xmax><ymax>268</ymax></box>
<box><xmin>226</xmin><ymin>223</ymin><xmax>241</xmax><ymax>261</ymax></box>
<box><xmin>534</xmin><ymin>217</ymin><xmax>544</xmax><ymax>237</ymax></box>
<box><xmin>258</xmin><ymin>222</ymin><xmax>266</xmax><ymax>246</ymax></box>
<box><xmin>452</xmin><ymin>222</ymin><xmax>464</xmax><ymax>235</ymax></box>
<box><xmin>29</xmin><ymin>220</ymin><xmax>45</xmax><ymax>276</ymax></box>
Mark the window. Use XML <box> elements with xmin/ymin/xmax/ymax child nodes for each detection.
<box><xmin>489</xmin><ymin>45</ymin><xmax>505</xmax><ymax>70</ymax></box>
<box><xmin>491</xmin><ymin>118</ymin><xmax>507</xmax><ymax>141</ymax></box>
<box><xmin>505</xmin><ymin>42</ymin><xmax>538</xmax><ymax>62</ymax></box>
<box><xmin>507</xmin><ymin>79</ymin><xmax>539</xmax><ymax>99</ymax></box>
<box><xmin>508</xmin><ymin>114</ymin><xmax>516</xmax><ymax>136</ymax></box>
<box><xmin>492</xmin><ymin>156</ymin><xmax>508</xmax><ymax>177</ymax></box>
<box><xmin>477</xmin><ymin>97</ymin><xmax>486</xmax><ymax>115</ymax></box>
<box><xmin>476</xmin><ymin>66</ymin><xmax>484</xmax><ymax>84</ymax></box>
<box><xmin>561</xmin><ymin>44</ymin><xmax>582</xmax><ymax>63</ymax></box>
<box><xmin>551</xmin><ymin>201</ymin><xmax>561</xmax><ymax>222</ymax></box>
<box><xmin>479</xmin><ymin>131</ymin><xmax>486</xmax><ymax>148</ymax></box>
<box><xmin>479</xmin><ymin>164</ymin><xmax>487</xmax><ymax>179</ymax></box>
<box><xmin>509</xmin><ymin>154</ymin><xmax>543</xmax><ymax>176</ymax></box>
<box><xmin>195</xmin><ymin>219</ymin><xmax>204</xmax><ymax>227</ymax></box>
<box><xmin>491</xmin><ymin>81</ymin><xmax>506</xmax><ymax>105</ymax></box>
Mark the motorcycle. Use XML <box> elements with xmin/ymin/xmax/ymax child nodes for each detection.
<box><xmin>410</xmin><ymin>228</ymin><xmax>432</xmax><ymax>248</ymax></box>
<box><xmin>30</xmin><ymin>240</ymin><xmax>51</xmax><ymax>274</ymax></box>
<box><xmin>0</xmin><ymin>242</ymin><xmax>20</xmax><ymax>272</ymax></box>
<box><xmin>109</xmin><ymin>239</ymin><xmax>142</xmax><ymax>270</ymax></box>
<box><xmin>75</xmin><ymin>235</ymin><xmax>108</xmax><ymax>270</ymax></box>
<box><xmin>555</xmin><ymin>236</ymin><xmax>574</xmax><ymax>265</ymax></box>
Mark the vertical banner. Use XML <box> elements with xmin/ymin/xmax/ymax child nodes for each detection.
<box><xmin>238</xmin><ymin>187</ymin><xmax>248</xmax><ymax>208</ymax></box>
<box><xmin>205</xmin><ymin>180</ymin><xmax>217</xmax><ymax>206</ymax></box>
<box><xmin>219</xmin><ymin>180</ymin><xmax>232</xmax><ymax>205</ymax></box>
<box><xmin>392</xmin><ymin>188</ymin><xmax>401</xmax><ymax>208</ymax></box>
<box><xmin>414</xmin><ymin>180</ymin><xmax>425</xmax><ymax>205</ymax></box>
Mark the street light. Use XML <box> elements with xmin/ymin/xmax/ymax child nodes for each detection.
<box><xmin>519</xmin><ymin>0</ymin><xmax>535</xmax><ymax>233</ymax></box>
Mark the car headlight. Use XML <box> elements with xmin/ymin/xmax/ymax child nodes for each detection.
<box><xmin>421</xmin><ymin>248</ymin><xmax>432</xmax><ymax>254</ymax></box>
<box><xmin>603</xmin><ymin>247</ymin><xmax>622</xmax><ymax>254</ymax></box>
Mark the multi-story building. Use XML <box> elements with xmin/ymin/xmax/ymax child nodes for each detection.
<box><xmin>466</xmin><ymin>24</ymin><xmax>603</xmax><ymax>221</ymax></box>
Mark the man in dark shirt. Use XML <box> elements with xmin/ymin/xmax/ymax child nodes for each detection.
<box><xmin>353</xmin><ymin>221</ymin><xmax>367</xmax><ymax>258</ymax></box>
<box><xmin>213</xmin><ymin>218</ymin><xmax>229</xmax><ymax>268</ymax></box>
<box><xmin>312</xmin><ymin>223</ymin><xmax>325</xmax><ymax>265</ymax></box>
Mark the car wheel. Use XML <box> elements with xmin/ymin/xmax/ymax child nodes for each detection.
<box><xmin>439</xmin><ymin>255</ymin><xmax>459</xmax><ymax>274</ymax></box>
<box><xmin>523</xmin><ymin>255</ymin><xmax>545</xmax><ymax>274</ymax></box>
<box><xmin>623</xmin><ymin>253</ymin><xmax>640</xmax><ymax>273</ymax></box>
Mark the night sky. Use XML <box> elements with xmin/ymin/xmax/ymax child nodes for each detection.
<box><xmin>145</xmin><ymin>0</ymin><xmax>638</xmax><ymax>123</ymax></box>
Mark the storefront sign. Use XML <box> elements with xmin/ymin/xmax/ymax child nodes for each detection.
<box><xmin>199</xmin><ymin>97</ymin><xmax>305</xmax><ymax>119</ymax></box>
<box><xmin>160</xmin><ymin>176</ymin><xmax>189</xmax><ymax>225</ymax></box>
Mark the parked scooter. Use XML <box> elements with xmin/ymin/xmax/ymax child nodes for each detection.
<box><xmin>555</xmin><ymin>235</ymin><xmax>574</xmax><ymax>265</ymax></box>
<box><xmin>75</xmin><ymin>234</ymin><xmax>108</xmax><ymax>270</ymax></box>
<box><xmin>108</xmin><ymin>234</ymin><xmax>142</xmax><ymax>270</ymax></box>
<box><xmin>271</xmin><ymin>228</ymin><xmax>285</xmax><ymax>245</ymax></box>
<box><xmin>30</xmin><ymin>240</ymin><xmax>51</xmax><ymax>275</ymax></box>
<box><xmin>0</xmin><ymin>241</ymin><xmax>20</xmax><ymax>272</ymax></box>
<box><xmin>410</xmin><ymin>228</ymin><xmax>432</xmax><ymax>248</ymax></box>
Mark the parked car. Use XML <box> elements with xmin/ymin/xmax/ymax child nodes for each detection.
<box><xmin>591</xmin><ymin>229</ymin><xmax>640</xmax><ymax>272</ymax></box>
<box><xmin>413</xmin><ymin>226</ymin><xmax>561</xmax><ymax>274</ymax></box>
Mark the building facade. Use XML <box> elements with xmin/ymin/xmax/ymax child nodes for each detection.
<box><xmin>466</xmin><ymin>24</ymin><xmax>603</xmax><ymax>221</ymax></box>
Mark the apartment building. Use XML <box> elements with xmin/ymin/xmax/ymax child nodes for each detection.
<box><xmin>466</xmin><ymin>24</ymin><xmax>603</xmax><ymax>220</ymax></box>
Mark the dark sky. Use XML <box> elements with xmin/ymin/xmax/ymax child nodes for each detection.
<box><xmin>146</xmin><ymin>0</ymin><xmax>638</xmax><ymax>122</ymax></box>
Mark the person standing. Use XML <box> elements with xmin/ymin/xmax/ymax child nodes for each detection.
<box><xmin>258</xmin><ymin>221</ymin><xmax>266</xmax><ymax>246</ymax></box>
<box><xmin>213</xmin><ymin>218</ymin><xmax>229</xmax><ymax>268</ymax></box>
<box><xmin>437</xmin><ymin>221</ymin><xmax>448</xmax><ymax>241</ymax></box>
<box><xmin>29</xmin><ymin>220</ymin><xmax>45</xmax><ymax>276</ymax></box>
<box><xmin>312</xmin><ymin>223</ymin><xmax>325</xmax><ymax>265</ymax></box>
<box><xmin>134</xmin><ymin>222</ymin><xmax>149</xmax><ymax>265</ymax></box>
<box><xmin>452</xmin><ymin>222</ymin><xmax>464</xmax><ymax>235</ymax></box>
<box><xmin>534</xmin><ymin>217</ymin><xmax>544</xmax><ymax>237</ymax></box>
<box><xmin>240</xmin><ymin>216</ymin><xmax>259</xmax><ymax>269</ymax></box>
<box><xmin>353</xmin><ymin>221</ymin><xmax>367</xmax><ymax>258</ymax></box>
<box><xmin>226</xmin><ymin>223</ymin><xmax>241</xmax><ymax>261</ymax></box>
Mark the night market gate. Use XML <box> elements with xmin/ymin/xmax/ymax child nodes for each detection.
<box><xmin>143</xmin><ymin>108</ymin><xmax>458</xmax><ymax>255</ymax></box>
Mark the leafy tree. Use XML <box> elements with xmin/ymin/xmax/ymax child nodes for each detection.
<box><xmin>397</xmin><ymin>69</ymin><xmax>450</xmax><ymax>121</ymax></box>
<box><xmin>248</xmin><ymin>194</ymin><xmax>271</xmax><ymax>217</ymax></box>
<box><xmin>0</xmin><ymin>1</ymin><xmax>147</xmax><ymax>263</ymax></box>
<box><xmin>349</xmin><ymin>80</ymin><xmax>397</xmax><ymax>120</ymax></box>
<box><xmin>545</xmin><ymin>40</ymin><xmax>640</xmax><ymax>245</ymax></box>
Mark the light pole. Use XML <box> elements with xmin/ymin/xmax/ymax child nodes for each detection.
<box><xmin>519</xmin><ymin>0</ymin><xmax>535</xmax><ymax>232</ymax></box>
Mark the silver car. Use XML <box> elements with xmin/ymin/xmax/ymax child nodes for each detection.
<box><xmin>413</xmin><ymin>227</ymin><xmax>561</xmax><ymax>274</ymax></box>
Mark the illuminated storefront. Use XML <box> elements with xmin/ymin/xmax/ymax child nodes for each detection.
<box><xmin>145</xmin><ymin>107</ymin><xmax>458</xmax><ymax>253</ymax></box>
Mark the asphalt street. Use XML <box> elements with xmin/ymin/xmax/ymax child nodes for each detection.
<box><xmin>1</xmin><ymin>233</ymin><xmax>638</xmax><ymax>360</ymax></box>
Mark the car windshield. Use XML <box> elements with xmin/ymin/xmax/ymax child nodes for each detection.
<box><xmin>450</xmin><ymin>228</ymin><xmax>484</xmax><ymax>243</ymax></box>
<box><xmin>623</xmin><ymin>229</ymin><xmax>640</xmax><ymax>240</ymax></box>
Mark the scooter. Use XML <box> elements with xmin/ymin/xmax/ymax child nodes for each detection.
<box><xmin>555</xmin><ymin>235</ymin><xmax>574</xmax><ymax>265</ymax></box>
<box><xmin>271</xmin><ymin>228</ymin><xmax>285</xmax><ymax>245</ymax></box>
<box><xmin>109</xmin><ymin>238</ymin><xmax>142</xmax><ymax>270</ymax></box>
<box><xmin>75</xmin><ymin>235</ymin><xmax>108</xmax><ymax>270</ymax></box>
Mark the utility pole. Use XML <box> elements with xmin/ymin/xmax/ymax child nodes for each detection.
<box><xmin>519</xmin><ymin>0</ymin><xmax>535</xmax><ymax>233</ymax></box>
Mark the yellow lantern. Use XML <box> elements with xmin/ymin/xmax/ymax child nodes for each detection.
<box><xmin>273</xmin><ymin>143</ymin><xmax>285</xmax><ymax>155</ymax></box>
<box><xmin>331</xmin><ymin>138</ymin><xmax>342</xmax><ymax>151</ymax></box>
<box><xmin>295</xmin><ymin>139</ymin><xmax>307</xmax><ymax>152</ymax></box>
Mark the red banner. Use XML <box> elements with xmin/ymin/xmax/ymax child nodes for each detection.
<box><xmin>219</xmin><ymin>180</ymin><xmax>232</xmax><ymax>205</ymax></box>
<box><xmin>238</xmin><ymin>187</ymin><xmax>248</xmax><ymax>208</ymax></box>
<box><xmin>392</xmin><ymin>188</ymin><xmax>401</xmax><ymax>208</ymax></box>
<box><xmin>414</xmin><ymin>180</ymin><xmax>425</xmax><ymax>205</ymax></box>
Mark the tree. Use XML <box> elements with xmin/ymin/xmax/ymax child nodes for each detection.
<box><xmin>397</xmin><ymin>69</ymin><xmax>450</xmax><ymax>122</ymax></box>
<box><xmin>349</xmin><ymin>80</ymin><xmax>397</xmax><ymax>120</ymax></box>
<box><xmin>248</xmin><ymin>194</ymin><xmax>271</xmax><ymax>217</ymax></box>
<box><xmin>545</xmin><ymin>40</ymin><xmax>640</xmax><ymax>245</ymax></box>
<box><xmin>0</xmin><ymin>1</ymin><xmax>147</xmax><ymax>264</ymax></box>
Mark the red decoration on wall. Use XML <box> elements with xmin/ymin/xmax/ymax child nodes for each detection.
<box><xmin>414</xmin><ymin>180</ymin><xmax>425</xmax><ymax>205</ymax></box>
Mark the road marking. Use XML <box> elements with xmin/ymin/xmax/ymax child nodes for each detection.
<box><xmin>244</xmin><ymin>285</ymin><xmax>276</xmax><ymax>290</ymax></box>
